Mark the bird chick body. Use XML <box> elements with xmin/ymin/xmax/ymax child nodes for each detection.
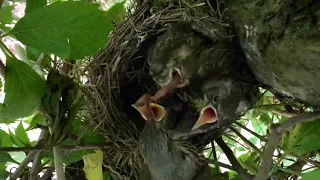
<box><xmin>139</xmin><ymin>120</ymin><xmax>199</xmax><ymax>180</ymax></box>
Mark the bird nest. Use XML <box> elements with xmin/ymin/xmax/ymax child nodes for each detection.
<box><xmin>84</xmin><ymin>0</ymin><xmax>232</xmax><ymax>179</ymax></box>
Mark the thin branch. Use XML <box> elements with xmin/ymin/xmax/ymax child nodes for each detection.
<box><xmin>206</xmin><ymin>159</ymin><xmax>234</xmax><ymax>171</ymax></box>
<box><xmin>235</xmin><ymin>121</ymin><xmax>267</xmax><ymax>142</ymax></box>
<box><xmin>223</xmin><ymin>134</ymin><xmax>249</xmax><ymax>151</ymax></box>
<box><xmin>0</xmin><ymin>0</ymin><xmax>4</xmax><ymax>10</ymax></box>
<box><xmin>0</xmin><ymin>59</ymin><xmax>5</xmax><ymax>77</ymax></box>
<box><xmin>53</xmin><ymin>146</ymin><xmax>66</xmax><ymax>180</ymax></box>
<box><xmin>254</xmin><ymin>112</ymin><xmax>320</xmax><ymax>180</ymax></box>
<box><xmin>229</xmin><ymin>126</ymin><xmax>262</xmax><ymax>155</ymax></box>
<box><xmin>10</xmin><ymin>151</ymin><xmax>38</xmax><ymax>180</ymax></box>
<box><xmin>215</xmin><ymin>138</ymin><xmax>252</xmax><ymax>180</ymax></box>
<box><xmin>0</xmin><ymin>143</ymin><xmax>113</xmax><ymax>152</ymax></box>
<box><xmin>10</xmin><ymin>129</ymin><xmax>49</xmax><ymax>180</ymax></box>
<box><xmin>290</xmin><ymin>153</ymin><xmax>320</xmax><ymax>168</ymax></box>
<box><xmin>39</xmin><ymin>167</ymin><xmax>55</xmax><ymax>180</ymax></box>
<box><xmin>29</xmin><ymin>130</ymin><xmax>47</xmax><ymax>180</ymax></box>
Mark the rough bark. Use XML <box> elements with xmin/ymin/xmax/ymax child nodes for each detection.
<box><xmin>223</xmin><ymin>0</ymin><xmax>320</xmax><ymax>106</ymax></box>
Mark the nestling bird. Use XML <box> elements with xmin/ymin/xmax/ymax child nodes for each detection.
<box><xmin>133</xmin><ymin>94</ymin><xmax>213</xmax><ymax>180</ymax></box>
<box><xmin>147</xmin><ymin>22</ymin><xmax>205</xmax><ymax>92</ymax></box>
<box><xmin>176</xmin><ymin>44</ymin><xmax>258</xmax><ymax>132</ymax></box>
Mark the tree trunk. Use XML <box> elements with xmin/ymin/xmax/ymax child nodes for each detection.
<box><xmin>223</xmin><ymin>0</ymin><xmax>320</xmax><ymax>106</ymax></box>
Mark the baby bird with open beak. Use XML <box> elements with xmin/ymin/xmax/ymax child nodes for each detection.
<box><xmin>148</xmin><ymin>22</ymin><xmax>205</xmax><ymax>93</ymax></box>
<box><xmin>190</xmin><ymin>77</ymin><xmax>255</xmax><ymax>132</ymax></box>
<box><xmin>133</xmin><ymin>94</ymin><xmax>212</xmax><ymax>180</ymax></box>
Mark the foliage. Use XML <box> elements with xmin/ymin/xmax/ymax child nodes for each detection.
<box><xmin>0</xmin><ymin>0</ymin><xmax>125</xmax><ymax>179</ymax></box>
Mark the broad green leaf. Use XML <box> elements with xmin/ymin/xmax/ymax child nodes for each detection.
<box><xmin>0</xmin><ymin>58</ymin><xmax>46</xmax><ymax>122</ymax></box>
<box><xmin>65</xmin><ymin>150</ymin><xmax>94</xmax><ymax>165</ymax></box>
<box><xmin>283</xmin><ymin>121</ymin><xmax>320</xmax><ymax>155</ymax></box>
<box><xmin>27</xmin><ymin>113</ymin><xmax>47</xmax><ymax>130</ymax></box>
<box><xmin>9</xmin><ymin>130</ymin><xmax>24</xmax><ymax>147</ymax></box>
<box><xmin>26</xmin><ymin>0</ymin><xmax>47</xmax><ymax>14</ymax></box>
<box><xmin>229</xmin><ymin>171</ymin><xmax>242</xmax><ymax>180</ymax></box>
<box><xmin>0</xmin><ymin>5</ymin><xmax>14</xmax><ymax>24</ymax></box>
<box><xmin>259</xmin><ymin>113</ymin><xmax>273</xmax><ymax>125</ymax></box>
<box><xmin>0</xmin><ymin>152</ymin><xmax>19</xmax><ymax>164</ymax></box>
<box><xmin>8</xmin><ymin>152</ymin><xmax>26</xmax><ymax>164</ymax></box>
<box><xmin>15</xmin><ymin>122</ymin><xmax>30</xmax><ymax>145</ymax></box>
<box><xmin>0</xmin><ymin>169</ymin><xmax>9</xmax><ymax>179</ymax></box>
<box><xmin>10</xmin><ymin>1</ymin><xmax>114</xmax><ymax>59</ymax></box>
<box><xmin>71</xmin><ymin>119</ymin><xmax>104</xmax><ymax>144</ymax></box>
<box><xmin>106</xmin><ymin>1</ymin><xmax>126</xmax><ymax>23</ymax></box>
<box><xmin>238</xmin><ymin>152</ymin><xmax>259</xmax><ymax>174</ymax></box>
<box><xmin>301</xmin><ymin>169</ymin><xmax>320</xmax><ymax>180</ymax></box>
<box><xmin>0</xmin><ymin>130</ymin><xmax>12</xmax><ymax>147</ymax></box>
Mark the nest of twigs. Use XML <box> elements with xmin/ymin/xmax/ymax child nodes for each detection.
<box><xmin>84</xmin><ymin>0</ymin><xmax>233</xmax><ymax>179</ymax></box>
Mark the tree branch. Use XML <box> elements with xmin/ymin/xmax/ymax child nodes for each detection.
<box><xmin>235</xmin><ymin>121</ymin><xmax>267</xmax><ymax>142</ymax></box>
<box><xmin>0</xmin><ymin>144</ymin><xmax>112</xmax><ymax>152</ymax></box>
<box><xmin>254</xmin><ymin>112</ymin><xmax>320</xmax><ymax>180</ymax></box>
<box><xmin>229</xmin><ymin>126</ymin><xmax>262</xmax><ymax>155</ymax></box>
<box><xmin>39</xmin><ymin>167</ymin><xmax>55</xmax><ymax>180</ymax></box>
<box><xmin>215</xmin><ymin>138</ymin><xmax>252</xmax><ymax>180</ymax></box>
<box><xmin>53</xmin><ymin>146</ymin><xmax>66</xmax><ymax>180</ymax></box>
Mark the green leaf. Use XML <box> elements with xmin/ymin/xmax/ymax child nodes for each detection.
<box><xmin>71</xmin><ymin>119</ymin><xmax>104</xmax><ymax>144</ymax></box>
<box><xmin>106</xmin><ymin>1</ymin><xmax>126</xmax><ymax>23</ymax></box>
<box><xmin>9</xmin><ymin>130</ymin><xmax>24</xmax><ymax>147</ymax></box>
<box><xmin>0</xmin><ymin>130</ymin><xmax>12</xmax><ymax>147</ymax></box>
<box><xmin>0</xmin><ymin>152</ymin><xmax>19</xmax><ymax>164</ymax></box>
<box><xmin>0</xmin><ymin>5</ymin><xmax>14</xmax><ymax>24</ymax></box>
<box><xmin>283</xmin><ymin>121</ymin><xmax>320</xmax><ymax>155</ymax></box>
<box><xmin>259</xmin><ymin>113</ymin><xmax>273</xmax><ymax>125</ymax></box>
<box><xmin>10</xmin><ymin>1</ymin><xmax>114</xmax><ymax>59</ymax></box>
<box><xmin>26</xmin><ymin>46</ymin><xmax>43</xmax><ymax>62</ymax></box>
<box><xmin>26</xmin><ymin>0</ymin><xmax>47</xmax><ymax>14</ymax></box>
<box><xmin>0</xmin><ymin>169</ymin><xmax>9</xmax><ymax>179</ymax></box>
<box><xmin>229</xmin><ymin>171</ymin><xmax>242</xmax><ymax>180</ymax></box>
<box><xmin>0</xmin><ymin>58</ymin><xmax>46</xmax><ymax>122</ymax></box>
<box><xmin>65</xmin><ymin>150</ymin><xmax>94</xmax><ymax>165</ymax></box>
<box><xmin>27</xmin><ymin>113</ymin><xmax>47</xmax><ymax>130</ymax></box>
<box><xmin>15</xmin><ymin>122</ymin><xmax>30</xmax><ymax>145</ymax></box>
<box><xmin>302</xmin><ymin>169</ymin><xmax>320</xmax><ymax>180</ymax></box>
<box><xmin>238</xmin><ymin>152</ymin><xmax>259</xmax><ymax>174</ymax></box>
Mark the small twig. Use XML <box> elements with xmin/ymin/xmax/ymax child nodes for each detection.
<box><xmin>0</xmin><ymin>0</ymin><xmax>4</xmax><ymax>10</ymax></box>
<box><xmin>216</xmin><ymin>138</ymin><xmax>252</xmax><ymax>180</ymax></box>
<box><xmin>0</xmin><ymin>143</ymin><xmax>113</xmax><ymax>152</ymax></box>
<box><xmin>290</xmin><ymin>153</ymin><xmax>320</xmax><ymax>168</ymax></box>
<box><xmin>271</xmin><ymin>110</ymin><xmax>297</xmax><ymax>117</ymax></box>
<box><xmin>223</xmin><ymin>134</ymin><xmax>249</xmax><ymax>151</ymax></box>
<box><xmin>206</xmin><ymin>159</ymin><xmax>234</xmax><ymax>171</ymax></box>
<box><xmin>229</xmin><ymin>126</ymin><xmax>263</xmax><ymax>155</ymax></box>
<box><xmin>235</xmin><ymin>121</ymin><xmax>267</xmax><ymax>142</ymax></box>
<box><xmin>39</xmin><ymin>166</ymin><xmax>55</xmax><ymax>180</ymax></box>
<box><xmin>29</xmin><ymin>130</ymin><xmax>47</xmax><ymax>180</ymax></box>
<box><xmin>0</xmin><ymin>40</ymin><xmax>15</xmax><ymax>58</ymax></box>
<box><xmin>10</xmin><ymin>151</ymin><xmax>38</xmax><ymax>180</ymax></box>
<box><xmin>0</xmin><ymin>59</ymin><xmax>5</xmax><ymax>77</ymax></box>
<box><xmin>254</xmin><ymin>112</ymin><xmax>320</xmax><ymax>180</ymax></box>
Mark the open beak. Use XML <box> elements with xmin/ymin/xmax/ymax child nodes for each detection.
<box><xmin>132</xmin><ymin>94</ymin><xmax>166</xmax><ymax>121</ymax></box>
<box><xmin>191</xmin><ymin>106</ymin><xmax>218</xmax><ymax>130</ymax></box>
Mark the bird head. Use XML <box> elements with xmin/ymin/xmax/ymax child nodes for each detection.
<box><xmin>191</xmin><ymin>78</ymin><xmax>235</xmax><ymax>131</ymax></box>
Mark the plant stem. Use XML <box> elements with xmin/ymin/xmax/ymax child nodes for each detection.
<box><xmin>53</xmin><ymin>146</ymin><xmax>66</xmax><ymax>180</ymax></box>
